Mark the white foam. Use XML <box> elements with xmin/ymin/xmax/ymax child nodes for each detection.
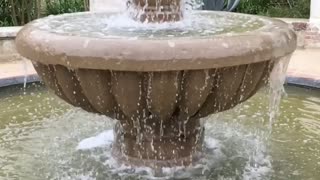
<box><xmin>76</xmin><ymin>130</ymin><xmax>114</xmax><ymax>150</ymax></box>
<box><xmin>205</xmin><ymin>137</ymin><xmax>221</xmax><ymax>149</ymax></box>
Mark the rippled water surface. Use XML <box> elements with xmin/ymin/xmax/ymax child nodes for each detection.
<box><xmin>34</xmin><ymin>11</ymin><xmax>266</xmax><ymax>39</ymax></box>
<box><xmin>0</xmin><ymin>83</ymin><xmax>319</xmax><ymax>179</ymax></box>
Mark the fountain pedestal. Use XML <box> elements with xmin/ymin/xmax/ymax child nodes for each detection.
<box><xmin>113</xmin><ymin>118</ymin><xmax>204</xmax><ymax>167</ymax></box>
<box><xmin>131</xmin><ymin>0</ymin><xmax>182</xmax><ymax>22</ymax></box>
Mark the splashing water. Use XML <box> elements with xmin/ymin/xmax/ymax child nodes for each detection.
<box><xmin>74</xmin><ymin>117</ymin><xmax>272</xmax><ymax>179</ymax></box>
<box><xmin>76</xmin><ymin>130</ymin><xmax>114</xmax><ymax>150</ymax></box>
<box><xmin>125</xmin><ymin>0</ymin><xmax>204</xmax><ymax>14</ymax></box>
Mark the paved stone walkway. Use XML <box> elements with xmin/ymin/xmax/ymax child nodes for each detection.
<box><xmin>0</xmin><ymin>49</ymin><xmax>319</xmax><ymax>88</ymax></box>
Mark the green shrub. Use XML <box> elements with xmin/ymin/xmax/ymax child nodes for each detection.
<box><xmin>0</xmin><ymin>0</ymin><xmax>41</xmax><ymax>26</ymax></box>
<box><xmin>0</xmin><ymin>0</ymin><xmax>88</xmax><ymax>27</ymax></box>
<box><xmin>265</xmin><ymin>0</ymin><xmax>310</xmax><ymax>18</ymax></box>
<box><xmin>236</xmin><ymin>0</ymin><xmax>310</xmax><ymax>18</ymax></box>
<box><xmin>0</xmin><ymin>0</ymin><xmax>13</xmax><ymax>26</ymax></box>
<box><xmin>45</xmin><ymin>0</ymin><xmax>88</xmax><ymax>16</ymax></box>
<box><xmin>236</xmin><ymin>0</ymin><xmax>271</xmax><ymax>15</ymax></box>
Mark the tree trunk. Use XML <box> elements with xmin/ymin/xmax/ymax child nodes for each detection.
<box><xmin>9</xmin><ymin>0</ymin><xmax>18</xmax><ymax>26</ymax></box>
<box><xmin>21</xmin><ymin>0</ymin><xmax>25</xmax><ymax>25</ymax></box>
<box><xmin>35</xmin><ymin>0</ymin><xmax>41</xmax><ymax>18</ymax></box>
<box><xmin>84</xmin><ymin>0</ymin><xmax>89</xmax><ymax>11</ymax></box>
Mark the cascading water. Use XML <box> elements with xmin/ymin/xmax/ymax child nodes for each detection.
<box><xmin>268</xmin><ymin>57</ymin><xmax>291</xmax><ymax>130</ymax></box>
<box><xmin>22</xmin><ymin>58</ymin><xmax>28</xmax><ymax>94</ymax></box>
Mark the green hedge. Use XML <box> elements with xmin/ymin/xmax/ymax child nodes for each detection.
<box><xmin>0</xmin><ymin>1</ymin><xmax>11</xmax><ymax>26</ymax></box>
<box><xmin>0</xmin><ymin>0</ymin><xmax>88</xmax><ymax>26</ymax></box>
<box><xmin>236</xmin><ymin>0</ymin><xmax>310</xmax><ymax>18</ymax></box>
<box><xmin>45</xmin><ymin>0</ymin><xmax>88</xmax><ymax>16</ymax></box>
<box><xmin>0</xmin><ymin>0</ymin><xmax>42</xmax><ymax>26</ymax></box>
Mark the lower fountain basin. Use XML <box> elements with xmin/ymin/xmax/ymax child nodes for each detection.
<box><xmin>0</xmin><ymin>83</ymin><xmax>319</xmax><ymax>179</ymax></box>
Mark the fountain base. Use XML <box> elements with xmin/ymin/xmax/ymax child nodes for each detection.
<box><xmin>133</xmin><ymin>6</ymin><xmax>182</xmax><ymax>22</ymax></box>
<box><xmin>138</xmin><ymin>11</ymin><xmax>182</xmax><ymax>22</ymax></box>
<box><xmin>112</xmin><ymin>121</ymin><xmax>204</xmax><ymax>168</ymax></box>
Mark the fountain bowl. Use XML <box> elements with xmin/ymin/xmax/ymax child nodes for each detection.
<box><xmin>15</xmin><ymin>11</ymin><xmax>297</xmax><ymax>169</ymax></box>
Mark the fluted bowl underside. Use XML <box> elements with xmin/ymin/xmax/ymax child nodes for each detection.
<box><xmin>33</xmin><ymin>60</ymin><xmax>276</xmax><ymax>124</ymax></box>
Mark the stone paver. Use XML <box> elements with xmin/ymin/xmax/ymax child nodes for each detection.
<box><xmin>0</xmin><ymin>49</ymin><xmax>319</xmax><ymax>88</ymax></box>
<box><xmin>287</xmin><ymin>49</ymin><xmax>320</xmax><ymax>88</ymax></box>
<box><xmin>0</xmin><ymin>60</ymin><xmax>39</xmax><ymax>87</ymax></box>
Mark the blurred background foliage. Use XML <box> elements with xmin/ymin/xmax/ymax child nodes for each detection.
<box><xmin>45</xmin><ymin>0</ymin><xmax>89</xmax><ymax>15</ymax></box>
<box><xmin>236</xmin><ymin>0</ymin><xmax>310</xmax><ymax>18</ymax></box>
<box><xmin>0</xmin><ymin>0</ymin><xmax>89</xmax><ymax>26</ymax></box>
<box><xmin>0</xmin><ymin>0</ymin><xmax>311</xmax><ymax>27</ymax></box>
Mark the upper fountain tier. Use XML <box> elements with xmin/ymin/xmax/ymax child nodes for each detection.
<box><xmin>130</xmin><ymin>0</ymin><xmax>182</xmax><ymax>22</ymax></box>
<box><xmin>17</xmin><ymin>11</ymin><xmax>296</xmax><ymax>71</ymax></box>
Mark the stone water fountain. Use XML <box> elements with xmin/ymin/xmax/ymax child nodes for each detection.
<box><xmin>15</xmin><ymin>0</ymin><xmax>297</xmax><ymax>170</ymax></box>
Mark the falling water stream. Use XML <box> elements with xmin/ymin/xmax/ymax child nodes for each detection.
<box><xmin>22</xmin><ymin>58</ymin><xmax>29</xmax><ymax>95</ymax></box>
<box><xmin>268</xmin><ymin>57</ymin><xmax>291</xmax><ymax>131</ymax></box>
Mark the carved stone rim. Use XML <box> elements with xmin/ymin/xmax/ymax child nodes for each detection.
<box><xmin>16</xmin><ymin>11</ymin><xmax>297</xmax><ymax>72</ymax></box>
